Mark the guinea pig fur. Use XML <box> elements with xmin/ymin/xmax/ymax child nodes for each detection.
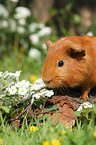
<box><xmin>41</xmin><ymin>36</ymin><xmax>96</xmax><ymax>101</ymax></box>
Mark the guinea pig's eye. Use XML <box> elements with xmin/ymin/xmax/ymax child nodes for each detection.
<box><xmin>58</xmin><ymin>60</ymin><xmax>64</xmax><ymax>67</ymax></box>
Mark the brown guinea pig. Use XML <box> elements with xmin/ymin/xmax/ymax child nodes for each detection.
<box><xmin>41</xmin><ymin>36</ymin><xmax>96</xmax><ymax>101</ymax></box>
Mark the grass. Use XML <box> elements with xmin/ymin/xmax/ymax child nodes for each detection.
<box><xmin>0</xmin><ymin>115</ymin><xmax>96</xmax><ymax>145</ymax></box>
<box><xmin>0</xmin><ymin>50</ymin><xmax>45</xmax><ymax>81</ymax></box>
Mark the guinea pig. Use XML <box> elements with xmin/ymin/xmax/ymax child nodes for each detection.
<box><xmin>41</xmin><ymin>36</ymin><xmax>96</xmax><ymax>101</ymax></box>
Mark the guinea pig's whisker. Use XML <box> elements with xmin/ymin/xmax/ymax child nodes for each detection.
<box><xmin>52</xmin><ymin>75</ymin><xmax>75</xmax><ymax>95</ymax></box>
<box><xmin>61</xmin><ymin>86</ymin><xmax>67</xmax><ymax>94</ymax></box>
<box><xmin>62</xmin><ymin>81</ymin><xmax>70</xmax><ymax>94</ymax></box>
<box><xmin>57</xmin><ymin>83</ymin><xmax>67</xmax><ymax>95</ymax></box>
<box><xmin>52</xmin><ymin>76</ymin><xmax>69</xmax><ymax>94</ymax></box>
<box><xmin>61</xmin><ymin>85</ymin><xmax>69</xmax><ymax>94</ymax></box>
<box><xmin>59</xmin><ymin>86</ymin><xmax>65</xmax><ymax>95</ymax></box>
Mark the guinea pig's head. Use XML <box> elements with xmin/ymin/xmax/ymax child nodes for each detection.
<box><xmin>41</xmin><ymin>38</ymin><xmax>86</xmax><ymax>89</ymax></box>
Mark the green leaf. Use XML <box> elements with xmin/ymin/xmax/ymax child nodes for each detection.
<box><xmin>0</xmin><ymin>111</ymin><xmax>2</xmax><ymax>116</ymax></box>
<box><xmin>44</xmin><ymin>105</ymin><xmax>59</xmax><ymax>113</ymax></box>
<box><xmin>0</xmin><ymin>106</ymin><xmax>11</xmax><ymax>113</ymax></box>
<box><xmin>4</xmin><ymin>99</ymin><xmax>10</xmax><ymax>105</ymax></box>
<box><xmin>65</xmin><ymin>1</ymin><xmax>74</xmax><ymax>11</ymax></box>
<box><xmin>6</xmin><ymin>77</ymin><xmax>12</xmax><ymax>84</ymax></box>
<box><xmin>34</xmin><ymin>100</ymin><xmax>43</xmax><ymax>109</ymax></box>
<box><xmin>74</xmin><ymin>110</ymin><xmax>82</xmax><ymax>116</ymax></box>
<box><xmin>0</xmin><ymin>101</ymin><xmax>2</xmax><ymax>106</ymax></box>
<box><xmin>48</xmin><ymin>8</ymin><xmax>57</xmax><ymax>14</ymax></box>
<box><xmin>38</xmin><ymin>115</ymin><xmax>49</xmax><ymax>121</ymax></box>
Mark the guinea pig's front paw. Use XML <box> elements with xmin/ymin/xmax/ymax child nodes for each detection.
<box><xmin>79</xmin><ymin>88</ymin><xmax>90</xmax><ymax>101</ymax></box>
<box><xmin>79</xmin><ymin>94</ymin><xmax>89</xmax><ymax>101</ymax></box>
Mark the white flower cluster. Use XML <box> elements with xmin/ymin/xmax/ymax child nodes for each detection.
<box><xmin>29</xmin><ymin>22</ymin><xmax>52</xmax><ymax>45</ymax></box>
<box><xmin>0</xmin><ymin>4</ymin><xmax>52</xmax><ymax>36</ymax></box>
<box><xmin>33</xmin><ymin>89</ymin><xmax>54</xmax><ymax>99</ymax></box>
<box><xmin>14</xmin><ymin>6</ymin><xmax>31</xmax><ymax>19</ymax></box>
<box><xmin>0</xmin><ymin>71</ymin><xmax>54</xmax><ymax>106</ymax></box>
<box><xmin>6</xmin><ymin>80</ymin><xmax>32</xmax><ymax>98</ymax></box>
<box><xmin>0</xmin><ymin>3</ymin><xmax>52</xmax><ymax>61</ymax></box>
<box><xmin>77</xmin><ymin>102</ymin><xmax>93</xmax><ymax>111</ymax></box>
<box><xmin>0</xmin><ymin>4</ymin><xmax>9</xmax><ymax>18</ymax></box>
<box><xmin>30</xmin><ymin>78</ymin><xmax>54</xmax><ymax>103</ymax></box>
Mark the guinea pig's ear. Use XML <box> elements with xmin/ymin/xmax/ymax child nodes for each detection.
<box><xmin>45</xmin><ymin>39</ymin><xmax>52</xmax><ymax>51</ymax></box>
<box><xmin>67</xmin><ymin>46</ymin><xmax>86</xmax><ymax>59</ymax></box>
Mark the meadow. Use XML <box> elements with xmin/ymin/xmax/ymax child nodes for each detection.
<box><xmin>1</xmin><ymin>113</ymin><xmax>96</xmax><ymax>145</ymax></box>
<box><xmin>0</xmin><ymin>0</ymin><xmax>96</xmax><ymax>145</ymax></box>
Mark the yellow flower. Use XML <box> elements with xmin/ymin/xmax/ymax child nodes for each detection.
<box><xmin>62</xmin><ymin>130</ymin><xmax>66</xmax><ymax>135</ymax></box>
<box><xmin>30</xmin><ymin>126</ymin><xmax>38</xmax><ymax>133</ymax></box>
<box><xmin>94</xmin><ymin>131</ymin><xmax>96</xmax><ymax>137</ymax></box>
<box><xmin>51</xmin><ymin>139</ymin><xmax>61</xmax><ymax>145</ymax></box>
<box><xmin>30</xmin><ymin>75</ymin><xmax>38</xmax><ymax>83</ymax></box>
<box><xmin>42</xmin><ymin>140</ymin><xmax>50</xmax><ymax>145</ymax></box>
<box><xmin>70</xmin><ymin>128</ymin><xmax>72</xmax><ymax>131</ymax></box>
<box><xmin>0</xmin><ymin>138</ymin><xmax>3</xmax><ymax>145</ymax></box>
<box><xmin>58</xmin><ymin>136</ymin><xmax>62</xmax><ymax>141</ymax></box>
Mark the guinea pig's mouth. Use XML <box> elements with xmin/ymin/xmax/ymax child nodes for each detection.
<box><xmin>43</xmin><ymin>80</ymin><xmax>51</xmax><ymax>87</ymax></box>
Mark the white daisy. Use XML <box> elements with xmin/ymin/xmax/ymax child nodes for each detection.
<box><xmin>15</xmin><ymin>82</ymin><xmax>23</xmax><ymax>88</ymax></box>
<box><xmin>44</xmin><ymin>90</ymin><xmax>54</xmax><ymax>97</ymax></box>
<box><xmin>8</xmin><ymin>86</ymin><xmax>17</xmax><ymax>95</ymax></box>
<box><xmin>34</xmin><ymin>78</ymin><xmax>46</xmax><ymax>87</ymax></box>
<box><xmin>14</xmin><ymin>71</ymin><xmax>21</xmax><ymax>77</ymax></box>
<box><xmin>18</xmin><ymin>87</ymin><xmax>27</xmax><ymax>95</ymax></box>
<box><xmin>31</xmin><ymin>84</ymin><xmax>41</xmax><ymax>90</ymax></box>
<box><xmin>32</xmin><ymin>93</ymin><xmax>41</xmax><ymax>99</ymax></box>
<box><xmin>77</xmin><ymin>102</ymin><xmax>92</xmax><ymax>111</ymax></box>
<box><xmin>23</xmin><ymin>81</ymin><xmax>30</xmax><ymax>88</ymax></box>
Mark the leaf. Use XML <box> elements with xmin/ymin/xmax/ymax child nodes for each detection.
<box><xmin>0</xmin><ymin>111</ymin><xmax>2</xmax><ymax>116</ymax></box>
<box><xmin>48</xmin><ymin>8</ymin><xmax>57</xmax><ymax>14</ymax></box>
<box><xmin>0</xmin><ymin>101</ymin><xmax>2</xmax><ymax>106</ymax></box>
<box><xmin>4</xmin><ymin>99</ymin><xmax>10</xmax><ymax>105</ymax></box>
<box><xmin>6</xmin><ymin>77</ymin><xmax>12</xmax><ymax>84</ymax></box>
<box><xmin>38</xmin><ymin>115</ymin><xmax>49</xmax><ymax>121</ymax></box>
<box><xmin>34</xmin><ymin>100</ymin><xmax>43</xmax><ymax>109</ymax></box>
<box><xmin>65</xmin><ymin>1</ymin><xmax>74</xmax><ymax>11</ymax></box>
<box><xmin>74</xmin><ymin>110</ymin><xmax>82</xmax><ymax>116</ymax></box>
<box><xmin>0</xmin><ymin>106</ymin><xmax>11</xmax><ymax>113</ymax></box>
<box><xmin>44</xmin><ymin>105</ymin><xmax>59</xmax><ymax>113</ymax></box>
